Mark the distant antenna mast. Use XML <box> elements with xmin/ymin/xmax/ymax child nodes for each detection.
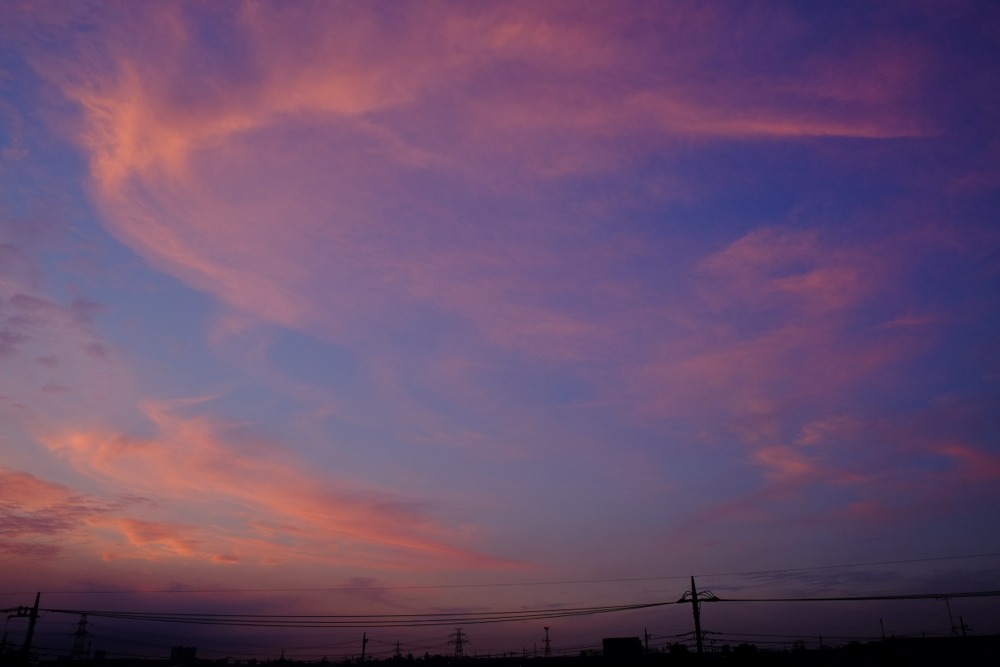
<box><xmin>543</xmin><ymin>626</ymin><xmax>551</xmax><ymax>658</ymax></box>
<box><xmin>449</xmin><ymin>628</ymin><xmax>469</xmax><ymax>658</ymax></box>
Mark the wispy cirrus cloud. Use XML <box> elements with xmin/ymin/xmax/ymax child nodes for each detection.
<box><xmin>0</xmin><ymin>467</ymin><xmax>117</xmax><ymax>558</ymax></box>
<box><xmin>22</xmin><ymin>1</ymin><xmax>934</xmax><ymax>344</ymax></box>
<box><xmin>3</xmin><ymin>2</ymin><xmax>996</xmax><ymax>623</ymax></box>
<box><xmin>108</xmin><ymin>517</ymin><xmax>202</xmax><ymax>560</ymax></box>
<box><xmin>667</xmin><ymin>392</ymin><xmax>1000</xmax><ymax>554</ymax></box>
<box><xmin>0</xmin><ymin>465</ymin><xmax>243</xmax><ymax>576</ymax></box>
<box><xmin>620</xmin><ymin>219</ymin><xmax>1000</xmax><ymax>552</ymax></box>
<box><xmin>11</xmin><ymin>9</ymin><xmax>948</xmax><ymax>521</ymax></box>
<box><xmin>629</xmin><ymin>226</ymin><xmax>917</xmax><ymax>420</ymax></box>
<box><xmin>42</xmin><ymin>397</ymin><xmax>520</xmax><ymax>571</ymax></box>
<box><xmin>0</xmin><ymin>238</ymin><xmax>121</xmax><ymax>428</ymax></box>
<box><xmin>935</xmin><ymin>443</ymin><xmax>1000</xmax><ymax>481</ymax></box>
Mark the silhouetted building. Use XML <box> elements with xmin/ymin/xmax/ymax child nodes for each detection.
<box><xmin>602</xmin><ymin>637</ymin><xmax>643</xmax><ymax>659</ymax></box>
<box><xmin>170</xmin><ymin>646</ymin><xmax>196</xmax><ymax>665</ymax></box>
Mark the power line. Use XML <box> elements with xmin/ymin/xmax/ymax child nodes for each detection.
<box><xmin>30</xmin><ymin>587</ymin><xmax>1000</xmax><ymax>632</ymax></box>
<box><xmin>38</xmin><ymin>601</ymin><xmax>675</xmax><ymax>629</ymax></box>
<box><xmin>716</xmin><ymin>590</ymin><xmax>1000</xmax><ymax>603</ymax></box>
<box><xmin>704</xmin><ymin>631</ymin><xmax>876</xmax><ymax>640</ymax></box>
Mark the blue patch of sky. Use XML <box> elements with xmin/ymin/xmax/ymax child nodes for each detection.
<box><xmin>267</xmin><ymin>328</ymin><xmax>358</xmax><ymax>389</ymax></box>
<box><xmin>382</xmin><ymin>294</ymin><xmax>479</xmax><ymax>357</ymax></box>
<box><xmin>484</xmin><ymin>358</ymin><xmax>593</xmax><ymax>410</ymax></box>
<box><xmin>102</xmin><ymin>279</ymin><xmax>225</xmax><ymax>387</ymax></box>
<box><xmin>678</xmin><ymin>142</ymin><xmax>913</xmax><ymax>232</ymax></box>
<box><xmin>1</xmin><ymin>86</ymin><xmax>253</xmax><ymax>413</ymax></box>
<box><xmin>555</xmin><ymin>139</ymin><xmax>914</xmax><ymax>262</ymax></box>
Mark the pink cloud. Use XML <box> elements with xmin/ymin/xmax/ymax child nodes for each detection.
<box><xmin>696</xmin><ymin>227</ymin><xmax>878</xmax><ymax>314</ymax></box>
<box><xmin>0</xmin><ymin>467</ymin><xmax>116</xmax><ymax>558</ymax></box>
<box><xmin>6</xmin><ymin>4</ymin><xmax>987</xmax><ymax>592</ymax></box>
<box><xmin>752</xmin><ymin>446</ymin><xmax>818</xmax><ymax>481</ymax></box>
<box><xmin>608</xmin><ymin>223</ymin><xmax>973</xmax><ymax>514</ymax></box>
<box><xmin>111</xmin><ymin>517</ymin><xmax>201</xmax><ymax>558</ymax></box>
<box><xmin>42</xmin><ymin>398</ymin><xmax>519</xmax><ymax>570</ymax></box>
<box><xmin>720</xmin><ymin>399</ymin><xmax>1000</xmax><ymax>532</ymax></box>
<box><xmin>628</xmin><ymin>224</ymin><xmax>939</xmax><ymax>422</ymax></box>
<box><xmin>628</xmin><ymin>91</ymin><xmax>927</xmax><ymax>140</ymax></box>
<box><xmin>7</xmin><ymin>11</ymin><xmax>948</xmax><ymax>485</ymax></box>
<box><xmin>935</xmin><ymin>443</ymin><xmax>1000</xmax><ymax>481</ymax></box>
<box><xmin>19</xmin><ymin>2</ymin><xmax>936</xmax><ymax>350</ymax></box>
<box><xmin>1</xmin><ymin>467</ymin><xmax>79</xmax><ymax>512</ymax></box>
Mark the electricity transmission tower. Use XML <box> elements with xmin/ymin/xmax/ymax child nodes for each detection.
<box><xmin>448</xmin><ymin>628</ymin><xmax>469</xmax><ymax>658</ymax></box>
<box><xmin>71</xmin><ymin>614</ymin><xmax>89</xmax><ymax>660</ymax></box>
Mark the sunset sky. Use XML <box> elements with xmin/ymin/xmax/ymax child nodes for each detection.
<box><xmin>2</xmin><ymin>0</ymin><xmax>1000</xmax><ymax>658</ymax></box>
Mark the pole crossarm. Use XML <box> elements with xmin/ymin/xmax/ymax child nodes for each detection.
<box><xmin>677</xmin><ymin>590</ymin><xmax>720</xmax><ymax>603</ymax></box>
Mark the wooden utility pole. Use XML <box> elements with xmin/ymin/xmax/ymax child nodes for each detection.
<box><xmin>19</xmin><ymin>593</ymin><xmax>41</xmax><ymax>664</ymax></box>
<box><xmin>678</xmin><ymin>577</ymin><xmax>717</xmax><ymax>655</ymax></box>
<box><xmin>689</xmin><ymin>577</ymin><xmax>704</xmax><ymax>654</ymax></box>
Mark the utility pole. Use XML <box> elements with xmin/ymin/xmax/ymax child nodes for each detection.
<box><xmin>689</xmin><ymin>577</ymin><xmax>703</xmax><ymax>654</ymax></box>
<box><xmin>20</xmin><ymin>593</ymin><xmax>41</xmax><ymax>664</ymax></box>
<box><xmin>543</xmin><ymin>626</ymin><xmax>550</xmax><ymax>658</ymax></box>
<box><xmin>691</xmin><ymin>577</ymin><xmax>703</xmax><ymax>654</ymax></box>
<box><xmin>644</xmin><ymin>628</ymin><xmax>649</xmax><ymax>653</ymax></box>
<box><xmin>360</xmin><ymin>632</ymin><xmax>367</xmax><ymax>662</ymax></box>
<box><xmin>677</xmin><ymin>577</ymin><xmax>717</xmax><ymax>655</ymax></box>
